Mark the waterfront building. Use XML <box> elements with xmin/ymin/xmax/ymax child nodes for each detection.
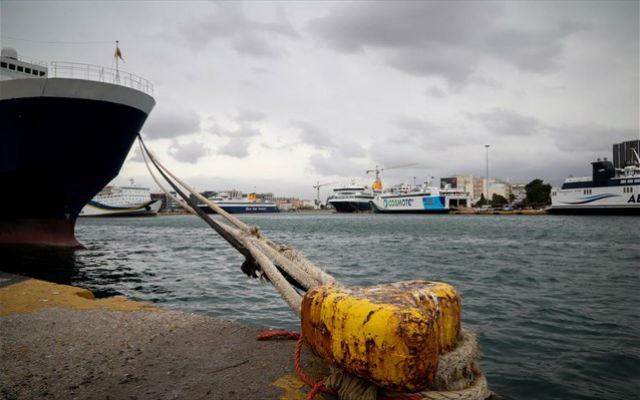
<box><xmin>442</xmin><ymin>174</ymin><xmax>518</xmax><ymax>203</ymax></box>
<box><xmin>441</xmin><ymin>174</ymin><xmax>482</xmax><ymax>201</ymax></box>
<box><xmin>488</xmin><ymin>180</ymin><xmax>511</xmax><ymax>200</ymax></box>
<box><xmin>613</xmin><ymin>139</ymin><xmax>640</xmax><ymax>168</ymax></box>
<box><xmin>510</xmin><ymin>184</ymin><xmax>527</xmax><ymax>203</ymax></box>
<box><xmin>473</xmin><ymin>177</ymin><xmax>486</xmax><ymax>202</ymax></box>
<box><xmin>275</xmin><ymin>197</ymin><xmax>313</xmax><ymax>211</ymax></box>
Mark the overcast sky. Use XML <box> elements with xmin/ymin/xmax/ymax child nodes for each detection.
<box><xmin>2</xmin><ymin>1</ymin><xmax>638</xmax><ymax>199</ymax></box>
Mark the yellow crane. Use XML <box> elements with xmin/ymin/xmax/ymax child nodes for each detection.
<box><xmin>313</xmin><ymin>181</ymin><xmax>338</xmax><ymax>208</ymax></box>
<box><xmin>365</xmin><ymin>163</ymin><xmax>418</xmax><ymax>191</ymax></box>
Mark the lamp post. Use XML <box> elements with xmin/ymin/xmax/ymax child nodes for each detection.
<box><xmin>485</xmin><ymin>144</ymin><xmax>490</xmax><ymax>203</ymax></box>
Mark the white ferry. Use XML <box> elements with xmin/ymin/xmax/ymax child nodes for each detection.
<box><xmin>551</xmin><ymin>150</ymin><xmax>640</xmax><ymax>215</ymax></box>
<box><xmin>328</xmin><ymin>182</ymin><xmax>376</xmax><ymax>212</ymax></box>
<box><xmin>370</xmin><ymin>181</ymin><xmax>470</xmax><ymax>213</ymax></box>
<box><xmin>79</xmin><ymin>183</ymin><xmax>161</xmax><ymax>217</ymax></box>
<box><xmin>197</xmin><ymin>192</ymin><xmax>279</xmax><ymax>214</ymax></box>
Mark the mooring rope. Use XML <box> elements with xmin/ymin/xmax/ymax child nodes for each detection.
<box><xmin>138</xmin><ymin>135</ymin><xmax>305</xmax><ymax>315</ymax></box>
<box><xmin>137</xmin><ymin>135</ymin><xmax>334</xmax><ymax>289</ymax></box>
<box><xmin>138</xmin><ymin>135</ymin><xmax>492</xmax><ymax>400</ymax></box>
<box><xmin>257</xmin><ymin>330</ymin><xmax>490</xmax><ymax>400</ymax></box>
<box><xmin>138</xmin><ymin>140</ymin><xmax>195</xmax><ymax>215</ymax></box>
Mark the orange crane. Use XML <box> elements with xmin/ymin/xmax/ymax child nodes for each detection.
<box><xmin>365</xmin><ymin>163</ymin><xmax>418</xmax><ymax>191</ymax></box>
<box><xmin>313</xmin><ymin>181</ymin><xmax>338</xmax><ymax>208</ymax></box>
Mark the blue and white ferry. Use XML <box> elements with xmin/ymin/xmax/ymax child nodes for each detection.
<box><xmin>328</xmin><ymin>182</ymin><xmax>376</xmax><ymax>212</ymax></box>
<box><xmin>551</xmin><ymin>150</ymin><xmax>640</xmax><ymax>215</ymax></box>
<box><xmin>370</xmin><ymin>182</ymin><xmax>469</xmax><ymax>213</ymax></box>
<box><xmin>198</xmin><ymin>192</ymin><xmax>279</xmax><ymax>214</ymax></box>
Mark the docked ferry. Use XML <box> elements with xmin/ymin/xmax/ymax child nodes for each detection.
<box><xmin>0</xmin><ymin>47</ymin><xmax>155</xmax><ymax>246</ymax></box>
<box><xmin>198</xmin><ymin>193</ymin><xmax>279</xmax><ymax>214</ymax></box>
<box><xmin>327</xmin><ymin>183</ymin><xmax>375</xmax><ymax>212</ymax></box>
<box><xmin>370</xmin><ymin>182</ymin><xmax>470</xmax><ymax>213</ymax></box>
<box><xmin>551</xmin><ymin>151</ymin><xmax>640</xmax><ymax>215</ymax></box>
<box><xmin>79</xmin><ymin>183</ymin><xmax>161</xmax><ymax>217</ymax></box>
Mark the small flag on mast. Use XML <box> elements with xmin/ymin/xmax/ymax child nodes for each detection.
<box><xmin>114</xmin><ymin>46</ymin><xmax>125</xmax><ymax>62</ymax></box>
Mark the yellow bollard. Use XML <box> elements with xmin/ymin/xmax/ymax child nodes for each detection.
<box><xmin>301</xmin><ymin>281</ymin><xmax>461</xmax><ymax>392</ymax></box>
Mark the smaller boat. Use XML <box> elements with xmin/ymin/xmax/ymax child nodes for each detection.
<box><xmin>328</xmin><ymin>182</ymin><xmax>376</xmax><ymax>212</ymax></box>
<box><xmin>79</xmin><ymin>182</ymin><xmax>161</xmax><ymax>217</ymax></box>
<box><xmin>370</xmin><ymin>181</ymin><xmax>470</xmax><ymax>213</ymax></box>
<box><xmin>198</xmin><ymin>192</ymin><xmax>279</xmax><ymax>214</ymax></box>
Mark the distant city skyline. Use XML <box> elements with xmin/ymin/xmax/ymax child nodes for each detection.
<box><xmin>3</xmin><ymin>1</ymin><xmax>638</xmax><ymax>198</ymax></box>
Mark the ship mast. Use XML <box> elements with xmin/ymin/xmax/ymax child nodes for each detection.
<box><xmin>114</xmin><ymin>40</ymin><xmax>123</xmax><ymax>82</ymax></box>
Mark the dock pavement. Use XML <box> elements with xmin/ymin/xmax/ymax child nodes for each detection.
<box><xmin>0</xmin><ymin>272</ymin><xmax>330</xmax><ymax>400</ymax></box>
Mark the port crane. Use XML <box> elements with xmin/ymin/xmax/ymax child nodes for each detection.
<box><xmin>313</xmin><ymin>181</ymin><xmax>338</xmax><ymax>208</ymax></box>
<box><xmin>365</xmin><ymin>163</ymin><xmax>418</xmax><ymax>190</ymax></box>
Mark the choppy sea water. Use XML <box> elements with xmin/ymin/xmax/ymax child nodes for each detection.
<box><xmin>2</xmin><ymin>214</ymin><xmax>639</xmax><ymax>399</ymax></box>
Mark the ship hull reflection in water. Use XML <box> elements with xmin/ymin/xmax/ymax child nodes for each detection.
<box><xmin>0</xmin><ymin>245</ymin><xmax>134</xmax><ymax>298</ymax></box>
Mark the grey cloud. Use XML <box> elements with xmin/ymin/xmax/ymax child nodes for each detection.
<box><xmin>468</xmin><ymin>108</ymin><xmax>540</xmax><ymax>137</ymax></box>
<box><xmin>127</xmin><ymin>149</ymin><xmax>144</xmax><ymax>163</ymax></box>
<box><xmin>369</xmin><ymin>143</ymin><xmax>432</xmax><ymax>171</ymax></box>
<box><xmin>218</xmin><ymin>138</ymin><xmax>252</xmax><ymax>158</ymax></box>
<box><xmin>309</xmin><ymin>3</ymin><xmax>579</xmax><ymax>86</ymax></box>
<box><xmin>426</xmin><ymin>85</ymin><xmax>447</xmax><ymax>98</ymax></box>
<box><xmin>231</xmin><ymin>34</ymin><xmax>282</xmax><ymax>58</ymax></box>
<box><xmin>393</xmin><ymin>116</ymin><xmax>439</xmax><ymax>134</ymax></box>
<box><xmin>552</xmin><ymin>125</ymin><xmax>638</xmax><ymax>153</ymax></box>
<box><xmin>180</xmin><ymin>4</ymin><xmax>297</xmax><ymax>57</ymax></box>
<box><xmin>292</xmin><ymin>120</ymin><xmax>333</xmax><ymax>148</ymax></box>
<box><xmin>211</xmin><ymin>121</ymin><xmax>262</xmax><ymax>139</ymax></box>
<box><xmin>292</xmin><ymin>120</ymin><xmax>366</xmax><ymax>157</ymax></box>
<box><xmin>169</xmin><ymin>140</ymin><xmax>209</xmax><ymax>163</ymax></box>
<box><xmin>309</xmin><ymin>151</ymin><xmax>367</xmax><ymax>177</ymax></box>
<box><xmin>337</xmin><ymin>141</ymin><xmax>366</xmax><ymax>158</ymax></box>
<box><xmin>209</xmin><ymin>117</ymin><xmax>262</xmax><ymax>158</ymax></box>
<box><xmin>142</xmin><ymin>106</ymin><xmax>200</xmax><ymax>139</ymax></box>
<box><xmin>309</xmin><ymin>3</ymin><xmax>496</xmax><ymax>52</ymax></box>
<box><xmin>388</xmin><ymin>116</ymin><xmax>440</xmax><ymax>145</ymax></box>
<box><xmin>483</xmin><ymin>26</ymin><xmax>569</xmax><ymax>73</ymax></box>
<box><xmin>237</xmin><ymin>108</ymin><xmax>267</xmax><ymax>122</ymax></box>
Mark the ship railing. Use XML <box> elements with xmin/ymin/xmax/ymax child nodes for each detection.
<box><xmin>6</xmin><ymin>54</ymin><xmax>49</xmax><ymax>69</ymax></box>
<box><xmin>49</xmin><ymin>61</ymin><xmax>154</xmax><ymax>96</ymax></box>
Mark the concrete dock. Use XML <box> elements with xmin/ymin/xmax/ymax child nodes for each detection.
<box><xmin>0</xmin><ymin>272</ymin><xmax>330</xmax><ymax>400</ymax></box>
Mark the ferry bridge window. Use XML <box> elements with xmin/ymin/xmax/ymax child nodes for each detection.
<box><xmin>25</xmin><ymin>67</ymin><xmax>31</xmax><ymax>74</ymax></box>
<box><xmin>0</xmin><ymin>62</ymin><xmax>6</xmax><ymax>68</ymax></box>
<box><xmin>32</xmin><ymin>70</ymin><xmax>39</xmax><ymax>76</ymax></box>
<box><xmin>9</xmin><ymin>64</ymin><xmax>15</xmax><ymax>70</ymax></box>
<box><xmin>17</xmin><ymin>66</ymin><xmax>23</xmax><ymax>72</ymax></box>
<box><xmin>39</xmin><ymin>71</ymin><xmax>45</xmax><ymax>76</ymax></box>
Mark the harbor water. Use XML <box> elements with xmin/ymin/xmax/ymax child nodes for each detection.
<box><xmin>2</xmin><ymin>214</ymin><xmax>639</xmax><ymax>400</ymax></box>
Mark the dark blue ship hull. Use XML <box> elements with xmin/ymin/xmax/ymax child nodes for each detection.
<box><xmin>198</xmin><ymin>204</ymin><xmax>280</xmax><ymax>214</ymax></box>
<box><xmin>0</xmin><ymin>94</ymin><xmax>151</xmax><ymax>246</ymax></box>
<box><xmin>330</xmin><ymin>201</ymin><xmax>372</xmax><ymax>213</ymax></box>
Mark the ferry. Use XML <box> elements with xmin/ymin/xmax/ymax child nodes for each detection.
<box><xmin>370</xmin><ymin>181</ymin><xmax>470</xmax><ymax>213</ymax></box>
<box><xmin>0</xmin><ymin>47</ymin><xmax>155</xmax><ymax>246</ymax></box>
<box><xmin>550</xmin><ymin>146</ymin><xmax>640</xmax><ymax>215</ymax></box>
<box><xmin>198</xmin><ymin>193</ymin><xmax>279</xmax><ymax>214</ymax></box>
<box><xmin>328</xmin><ymin>182</ymin><xmax>376</xmax><ymax>212</ymax></box>
<box><xmin>79</xmin><ymin>183</ymin><xmax>161</xmax><ymax>217</ymax></box>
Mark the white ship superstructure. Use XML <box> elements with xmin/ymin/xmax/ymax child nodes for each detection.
<box><xmin>551</xmin><ymin>148</ymin><xmax>640</xmax><ymax>215</ymax></box>
<box><xmin>80</xmin><ymin>183</ymin><xmax>161</xmax><ymax>217</ymax></box>
<box><xmin>328</xmin><ymin>183</ymin><xmax>375</xmax><ymax>212</ymax></box>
